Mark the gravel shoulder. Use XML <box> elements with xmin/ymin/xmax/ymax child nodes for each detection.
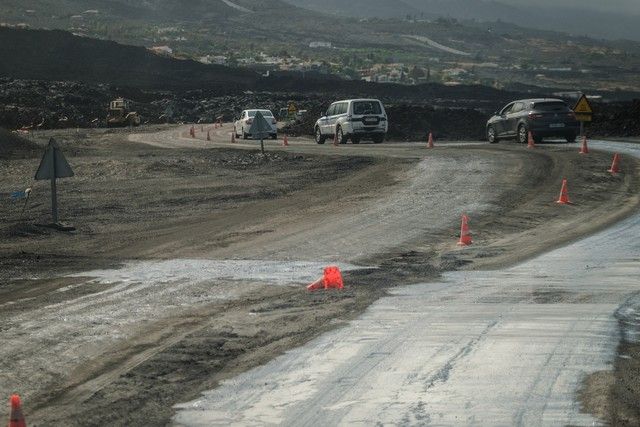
<box><xmin>0</xmin><ymin>126</ymin><xmax>638</xmax><ymax>425</ymax></box>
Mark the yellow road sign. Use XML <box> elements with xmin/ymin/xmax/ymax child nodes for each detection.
<box><xmin>575</xmin><ymin>113</ymin><xmax>592</xmax><ymax>122</ymax></box>
<box><xmin>574</xmin><ymin>95</ymin><xmax>593</xmax><ymax>114</ymax></box>
<box><xmin>288</xmin><ymin>102</ymin><xmax>297</xmax><ymax>114</ymax></box>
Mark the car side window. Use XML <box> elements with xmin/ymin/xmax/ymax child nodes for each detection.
<box><xmin>511</xmin><ymin>102</ymin><xmax>524</xmax><ymax>113</ymax></box>
<box><xmin>500</xmin><ymin>103</ymin><xmax>514</xmax><ymax>115</ymax></box>
<box><xmin>326</xmin><ymin>104</ymin><xmax>336</xmax><ymax>116</ymax></box>
<box><xmin>338</xmin><ymin>103</ymin><xmax>347</xmax><ymax>115</ymax></box>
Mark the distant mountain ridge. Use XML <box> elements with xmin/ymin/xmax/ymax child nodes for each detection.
<box><xmin>284</xmin><ymin>0</ymin><xmax>640</xmax><ymax>41</ymax></box>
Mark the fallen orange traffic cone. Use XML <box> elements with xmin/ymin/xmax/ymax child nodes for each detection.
<box><xmin>579</xmin><ymin>136</ymin><xmax>589</xmax><ymax>154</ymax></box>
<box><xmin>556</xmin><ymin>178</ymin><xmax>571</xmax><ymax>204</ymax></box>
<box><xmin>307</xmin><ymin>266</ymin><xmax>344</xmax><ymax>291</ymax></box>
<box><xmin>283</xmin><ymin>134</ymin><xmax>289</xmax><ymax>147</ymax></box>
<box><xmin>427</xmin><ymin>132</ymin><xmax>434</xmax><ymax>148</ymax></box>
<box><xmin>231</xmin><ymin>132</ymin><xmax>236</xmax><ymax>144</ymax></box>
<box><xmin>527</xmin><ymin>131</ymin><xmax>536</xmax><ymax>149</ymax></box>
<box><xmin>306</xmin><ymin>277</ymin><xmax>324</xmax><ymax>291</ymax></box>
<box><xmin>8</xmin><ymin>395</ymin><xmax>26</xmax><ymax>427</ymax></box>
<box><xmin>608</xmin><ymin>153</ymin><xmax>621</xmax><ymax>174</ymax></box>
<box><xmin>206</xmin><ymin>130</ymin><xmax>211</xmax><ymax>141</ymax></box>
<box><xmin>457</xmin><ymin>214</ymin><xmax>472</xmax><ymax>246</ymax></box>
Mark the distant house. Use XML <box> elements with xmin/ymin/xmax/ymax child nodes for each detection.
<box><xmin>443</xmin><ymin>68</ymin><xmax>466</xmax><ymax>77</ymax></box>
<box><xmin>309</xmin><ymin>41</ymin><xmax>332</xmax><ymax>49</ymax></box>
<box><xmin>149</xmin><ymin>45</ymin><xmax>173</xmax><ymax>56</ymax></box>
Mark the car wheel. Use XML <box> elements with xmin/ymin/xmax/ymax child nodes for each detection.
<box><xmin>372</xmin><ymin>135</ymin><xmax>384</xmax><ymax>144</ymax></box>
<box><xmin>487</xmin><ymin>126</ymin><xmax>499</xmax><ymax>144</ymax></box>
<box><xmin>518</xmin><ymin>124</ymin><xmax>528</xmax><ymax>144</ymax></box>
<box><xmin>271</xmin><ymin>134</ymin><xmax>277</xmax><ymax>140</ymax></box>
<box><xmin>242</xmin><ymin>128</ymin><xmax>248</xmax><ymax>140</ymax></box>
<box><xmin>234</xmin><ymin>127</ymin><xmax>238</xmax><ymax>138</ymax></box>
<box><xmin>565</xmin><ymin>134</ymin><xmax>577</xmax><ymax>143</ymax></box>
<box><xmin>315</xmin><ymin>127</ymin><xmax>326</xmax><ymax>144</ymax></box>
<box><xmin>337</xmin><ymin>126</ymin><xmax>347</xmax><ymax>144</ymax></box>
<box><xmin>351</xmin><ymin>137</ymin><xmax>360</xmax><ymax>144</ymax></box>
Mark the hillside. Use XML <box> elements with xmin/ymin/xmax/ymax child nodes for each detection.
<box><xmin>281</xmin><ymin>0</ymin><xmax>419</xmax><ymax>18</ymax></box>
<box><xmin>0</xmin><ymin>27</ymin><xmax>258</xmax><ymax>91</ymax></box>
<box><xmin>1</xmin><ymin>0</ymin><xmax>243</xmax><ymax>22</ymax></box>
<box><xmin>286</xmin><ymin>0</ymin><xmax>640</xmax><ymax>42</ymax></box>
<box><xmin>2</xmin><ymin>1</ymin><xmax>640</xmax><ymax>93</ymax></box>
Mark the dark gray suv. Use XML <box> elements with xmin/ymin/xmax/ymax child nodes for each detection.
<box><xmin>486</xmin><ymin>98</ymin><xmax>579</xmax><ymax>144</ymax></box>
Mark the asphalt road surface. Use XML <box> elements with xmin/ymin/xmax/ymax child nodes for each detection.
<box><xmin>173</xmin><ymin>140</ymin><xmax>640</xmax><ymax>426</ymax></box>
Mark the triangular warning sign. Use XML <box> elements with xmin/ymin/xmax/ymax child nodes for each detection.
<box><xmin>35</xmin><ymin>138</ymin><xmax>74</xmax><ymax>180</ymax></box>
<box><xmin>248</xmin><ymin>111</ymin><xmax>272</xmax><ymax>139</ymax></box>
<box><xmin>573</xmin><ymin>95</ymin><xmax>593</xmax><ymax>114</ymax></box>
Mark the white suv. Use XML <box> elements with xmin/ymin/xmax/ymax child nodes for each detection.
<box><xmin>314</xmin><ymin>99</ymin><xmax>388</xmax><ymax>144</ymax></box>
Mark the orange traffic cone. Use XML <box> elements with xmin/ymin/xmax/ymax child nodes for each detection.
<box><xmin>427</xmin><ymin>132</ymin><xmax>434</xmax><ymax>148</ymax></box>
<box><xmin>306</xmin><ymin>277</ymin><xmax>324</xmax><ymax>291</ymax></box>
<box><xmin>323</xmin><ymin>266</ymin><xmax>344</xmax><ymax>289</ymax></box>
<box><xmin>231</xmin><ymin>132</ymin><xmax>236</xmax><ymax>144</ymax></box>
<box><xmin>457</xmin><ymin>214</ymin><xmax>472</xmax><ymax>246</ymax></box>
<box><xmin>8</xmin><ymin>395</ymin><xmax>26</xmax><ymax>427</ymax></box>
<box><xmin>556</xmin><ymin>178</ymin><xmax>571</xmax><ymax>204</ymax></box>
<box><xmin>527</xmin><ymin>131</ymin><xmax>536</xmax><ymax>149</ymax></box>
<box><xmin>189</xmin><ymin>126</ymin><xmax>195</xmax><ymax>138</ymax></box>
<box><xmin>579</xmin><ymin>136</ymin><xmax>589</xmax><ymax>154</ymax></box>
<box><xmin>307</xmin><ymin>266</ymin><xmax>344</xmax><ymax>291</ymax></box>
<box><xmin>206</xmin><ymin>130</ymin><xmax>211</xmax><ymax>141</ymax></box>
<box><xmin>283</xmin><ymin>134</ymin><xmax>289</xmax><ymax>147</ymax></box>
<box><xmin>608</xmin><ymin>153</ymin><xmax>621</xmax><ymax>174</ymax></box>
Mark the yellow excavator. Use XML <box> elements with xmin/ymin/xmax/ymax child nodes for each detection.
<box><xmin>107</xmin><ymin>98</ymin><xmax>141</xmax><ymax>127</ymax></box>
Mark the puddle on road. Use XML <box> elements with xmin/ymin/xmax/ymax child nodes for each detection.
<box><xmin>617</xmin><ymin>293</ymin><xmax>640</xmax><ymax>344</ymax></box>
<box><xmin>68</xmin><ymin>259</ymin><xmax>369</xmax><ymax>287</ymax></box>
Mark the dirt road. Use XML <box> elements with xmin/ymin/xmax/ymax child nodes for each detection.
<box><xmin>174</xmin><ymin>140</ymin><xmax>640</xmax><ymax>426</ymax></box>
<box><xmin>0</xmin><ymin>126</ymin><xmax>638</xmax><ymax>425</ymax></box>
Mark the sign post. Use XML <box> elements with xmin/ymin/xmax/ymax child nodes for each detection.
<box><xmin>573</xmin><ymin>94</ymin><xmax>593</xmax><ymax>137</ymax></box>
<box><xmin>35</xmin><ymin>138</ymin><xmax>75</xmax><ymax>229</ymax></box>
<box><xmin>248</xmin><ymin>111</ymin><xmax>272</xmax><ymax>155</ymax></box>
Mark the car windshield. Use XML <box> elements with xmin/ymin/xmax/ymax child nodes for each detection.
<box><xmin>353</xmin><ymin>101</ymin><xmax>382</xmax><ymax>115</ymax></box>
<box><xmin>248</xmin><ymin>110</ymin><xmax>273</xmax><ymax>117</ymax></box>
<box><xmin>533</xmin><ymin>102</ymin><xmax>568</xmax><ymax>111</ymax></box>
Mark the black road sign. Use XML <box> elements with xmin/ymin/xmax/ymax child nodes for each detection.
<box><xmin>35</xmin><ymin>138</ymin><xmax>74</xmax><ymax>225</ymax></box>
